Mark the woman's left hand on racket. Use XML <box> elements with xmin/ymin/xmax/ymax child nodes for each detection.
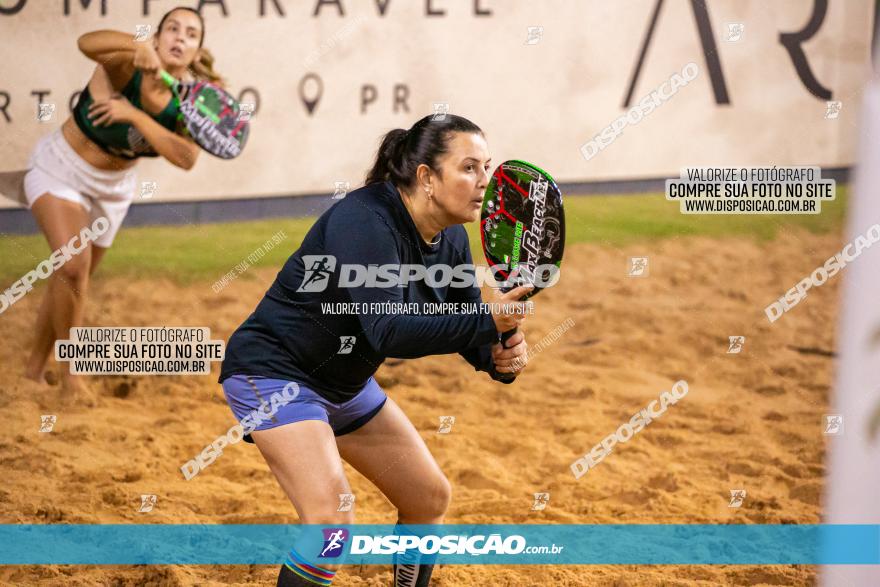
<box><xmin>492</xmin><ymin>331</ymin><xmax>529</xmax><ymax>375</ymax></box>
<box><xmin>87</xmin><ymin>94</ymin><xmax>139</xmax><ymax>126</ymax></box>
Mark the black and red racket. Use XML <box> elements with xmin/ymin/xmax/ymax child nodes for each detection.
<box><xmin>159</xmin><ymin>70</ymin><xmax>249</xmax><ymax>159</ymax></box>
<box><xmin>480</xmin><ymin>160</ymin><xmax>565</xmax><ymax>377</ymax></box>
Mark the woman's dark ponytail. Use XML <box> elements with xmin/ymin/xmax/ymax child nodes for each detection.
<box><xmin>365</xmin><ymin>128</ymin><xmax>409</xmax><ymax>185</ymax></box>
<box><xmin>365</xmin><ymin>114</ymin><xmax>483</xmax><ymax>188</ymax></box>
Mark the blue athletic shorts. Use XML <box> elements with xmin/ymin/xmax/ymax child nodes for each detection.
<box><xmin>221</xmin><ymin>375</ymin><xmax>388</xmax><ymax>443</ymax></box>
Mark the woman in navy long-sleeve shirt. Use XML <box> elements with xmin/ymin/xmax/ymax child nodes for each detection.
<box><xmin>219</xmin><ymin>114</ymin><xmax>531</xmax><ymax>587</ymax></box>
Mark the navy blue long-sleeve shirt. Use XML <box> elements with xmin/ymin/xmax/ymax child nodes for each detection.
<box><xmin>219</xmin><ymin>180</ymin><xmax>509</xmax><ymax>402</ymax></box>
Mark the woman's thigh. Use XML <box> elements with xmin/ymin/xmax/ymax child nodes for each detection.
<box><xmin>335</xmin><ymin>397</ymin><xmax>450</xmax><ymax>519</ymax></box>
<box><xmin>30</xmin><ymin>194</ymin><xmax>94</xmax><ymax>285</ymax></box>
<box><xmin>30</xmin><ymin>194</ymin><xmax>91</xmax><ymax>253</ymax></box>
<box><xmin>251</xmin><ymin>420</ymin><xmax>354</xmax><ymax>523</ymax></box>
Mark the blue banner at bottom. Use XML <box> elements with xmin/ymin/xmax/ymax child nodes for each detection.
<box><xmin>0</xmin><ymin>524</ymin><xmax>877</xmax><ymax>565</ymax></box>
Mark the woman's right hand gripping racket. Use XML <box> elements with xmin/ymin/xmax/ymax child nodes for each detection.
<box><xmin>480</xmin><ymin>160</ymin><xmax>565</xmax><ymax>381</ymax></box>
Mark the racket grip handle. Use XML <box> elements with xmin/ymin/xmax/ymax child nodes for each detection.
<box><xmin>158</xmin><ymin>69</ymin><xmax>177</xmax><ymax>88</ymax></box>
<box><xmin>500</xmin><ymin>328</ymin><xmax>518</xmax><ymax>349</ymax></box>
<box><xmin>495</xmin><ymin>328</ymin><xmax>519</xmax><ymax>382</ymax></box>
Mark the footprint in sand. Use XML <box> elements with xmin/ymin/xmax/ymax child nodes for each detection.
<box><xmin>647</xmin><ymin>472</ymin><xmax>679</xmax><ymax>492</ymax></box>
<box><xmin>789</xmin><ymin>482</ymin><xmax>822</xmax><ymax>506</ymax></box>
<box><xmin>754</xmin><ymin>385</ymin><xmax>786</xmax><ymax>397</ymax></box>
<box><xmin>112</xmin><ymin>379</ymin><xmax>137</xmax><ymax>398</ymax></box>
<box><xmin>456</xmin><ymin>468</ymin><xmax>506</xmax><ymax>492</ymax></box>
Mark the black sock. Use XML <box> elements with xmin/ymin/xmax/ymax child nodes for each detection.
<box><xmin>392</xmin><ymin>519</ymin><xmax>438</xmax><ymax>587</ymax></box>
<box><xmin>277</xmin><ymin>562</ymin><xmax>335</xmax><ymax>586</ymax></box>
<box><xmin>393</xmin><ymin>559</ymin><xmax>435</xmax><ymax>587</ymax></box>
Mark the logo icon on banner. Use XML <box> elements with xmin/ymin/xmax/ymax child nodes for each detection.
<box><xmin>319</xmin><ymin>528</ymin><xmax>349</xmax><ymax>558</ymax></box>
<box><xmin>299</xmin><ymin>73</ymin><xmax>324</xmax><ymax>116</ymax></box>
<box><xmin>298</xmin><ymin>255</ymin><xmax>336</xmax><ymax>292</ymax></box>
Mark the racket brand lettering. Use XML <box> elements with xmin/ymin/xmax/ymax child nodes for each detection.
<box><xmin>519</xmin><ymin>179</ymin><xmax>549</xmax><ymax>284</ymax></box>
<box><xmin>511</xmin><ymin>221</ymin><xmax>524</xmax><ymax>269</ymax></box>
<box><xmin>179</xmin><ymin>99</ymin><xmax>243</xmax><ymax>159</ymax></box>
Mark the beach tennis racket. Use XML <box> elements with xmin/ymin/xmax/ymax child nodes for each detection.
<box><xmin>480</xmin><ymin>160</ymin><xmax>565</xmax><ymax>377</ymax></box>
<box><xmin>159</xmin><ymin>70</ymin><xmax>249</xmax><ymax>159</ymax></box>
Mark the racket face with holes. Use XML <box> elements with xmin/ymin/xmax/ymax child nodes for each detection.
<box><xmin>480</xmin><ymin>160</ymin><xmax>565</xmax><ymax>298</ymax></box>
<box><xmin>174</xmin><ymin>80</ymin><xmax>250</xmax><ymax>159</ymax></box>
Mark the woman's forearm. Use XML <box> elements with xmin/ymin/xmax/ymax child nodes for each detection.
<box><xmin>130</xmin><ymin>110</ymin><xmax>199</xmax><ymax>170</ymax></box>
<box><xmin>77</xmin><ymin>30</ymin><xmax>137</xmax><ymax>62</ymax></box>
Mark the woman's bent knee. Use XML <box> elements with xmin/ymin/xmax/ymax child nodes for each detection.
<box><xmin>428</xmin><ymin>475</ymin><xmax>452</xmax><ymax>516</ymax></box>
<box><xmin>53</xmin><ymin>254</ymin><xmax>91</xmax><ymax>288</ymax></box>
<box><xmin>401</xmin><ymin>475</ymin><xmax>451</xmax><ymax>520</ymax></box>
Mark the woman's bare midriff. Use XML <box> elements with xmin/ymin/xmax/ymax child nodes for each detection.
<box><xmin>61</xmin><ymin>117</ymin><xmax>137</xmax><ymax>171</ymax></box>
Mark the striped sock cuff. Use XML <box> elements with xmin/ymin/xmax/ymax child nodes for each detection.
<box><xmin>284</xmin><ymin>549</ymin><xmax>336</xmax><ymax>586</ymax></box>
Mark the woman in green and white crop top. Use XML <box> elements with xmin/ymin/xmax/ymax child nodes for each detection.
<box><xmin>21</xmin><ymin>6</ymin><xmax>224</xmax><ymax>403</ymax></box>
